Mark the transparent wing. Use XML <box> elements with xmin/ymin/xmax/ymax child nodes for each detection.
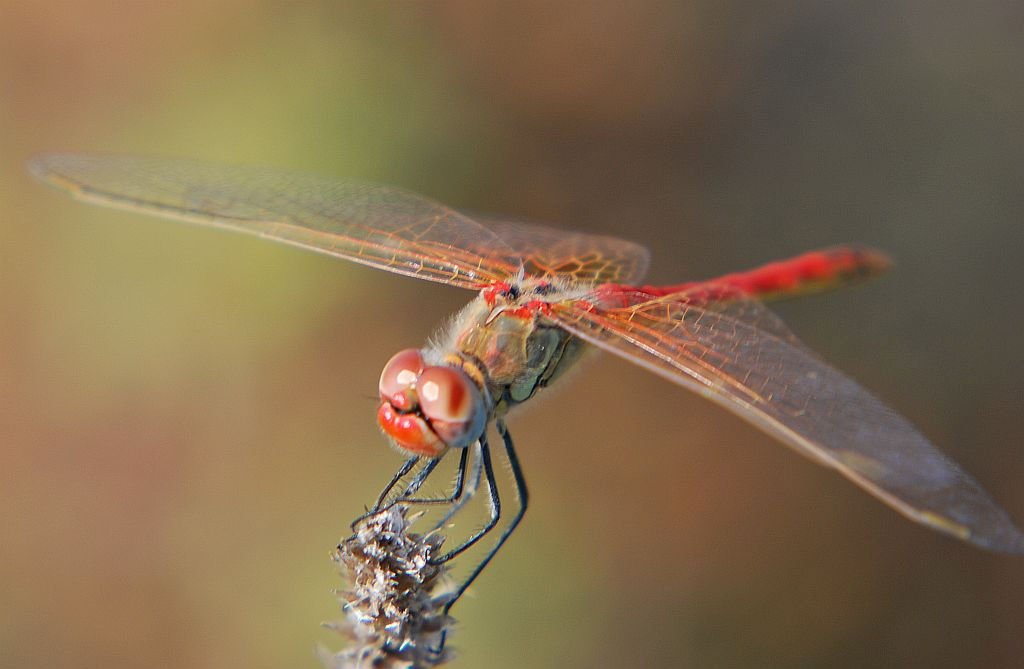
<box><xmin>30</xmin><ymin>153</ymin><xmax>652</xmax><ymax>289</ymax></box>
<box><xmin>471</xmin><ymin>216</ymin><xmax>650</xmax><ymax>284</ymax></box>
<box><xmin>29</xmin><ymin>153</ymin><xmax>523</xmax><ymax>289</ymax></box>
<box><xmin>550</xmin><ymin>289</ymin><xmax>1024</xmax><ymax>552</ymax></box>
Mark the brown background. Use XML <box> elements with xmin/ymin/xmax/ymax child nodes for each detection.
<box><xmin>3</xmin><ymin>2</ymin><xmax>1023</xmax><ymax>668</ymax></box>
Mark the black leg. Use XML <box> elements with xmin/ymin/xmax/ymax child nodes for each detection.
<box><xmin>430</xmin><ymin>435</ymin><xmax>502</xmax><ymax>564</ymax></box>
<box><xmin>431</xmin><ymin>420</ymin><xmax>528</xmax><ymax>657</ymax></box>
<box><xmin>441</xmin><ymin>420</ymin><xmax>527</xmax><ymax>591</ymax></box>
<box><xmin>372</xmin><ymin>456</ymin><xmax>418</xmax><ymax>509</ymax></box>
<box><xmin>430</xmin><ymin>442</ymin><xmax>483</xmax><ymax>532</ymax></box>
<box><xmin>398</xmin><ymin>456</ymin><xmax>441</xmax><ymax>498</ymax></box>
<box><xmin>399</xmin><ymin>447</ymin><xmax>470</xmax><ymax>507</ymax></box>
<box><xmin>351</xmin><ymin>456</ymin><xmax>418</xmax><ymax>530</ymax></box>
<box><xmin>353</xmin><ymin>447</ymin><xmax>476</xmax><ymax>532</ymax></box>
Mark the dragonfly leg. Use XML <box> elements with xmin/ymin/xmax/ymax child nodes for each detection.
<box><xmin>351</xmin><ymin>456</ymin><xmax>418</xmax><ymax>530</ymax></box>
<box><xmin>398</xmin><ymin>447</ymin><xmax>470</xmax><ymax>507</ymax></box>
<box><xmin>396</xmin><ymin>455</ymin><xmax>441</xmax><ymax>499</ymax></box>
<box><xmin>430</xmin><ymin>420</ymin><xmax>529</xmax><ymax>658</ymax></box>
<box><xmin>375</xmin><ymin>456</ymin><xmax>419</xmax><ymax>507</ymax></box>
<box><xmin>430</xmin><ymin>435</ymin><xmax>502</xmax><ymax>565</ymax></box>
<box><xmin>429</xmin><ymin>442</ymin><xmax>483</xmax><ymax>532</ymax></box>
<box><xmin>440</xmin><ymin>420</ymin><xmax>527</xmax><ymax>579</ymax></box>
<box><xmin>352</xmin><ymin>448</ymin><xmax>475</xmax><ymax>532</ymax></box>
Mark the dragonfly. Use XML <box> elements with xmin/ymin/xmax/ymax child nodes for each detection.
<box><xmin>30</xmin><ymin>153</ymin><xmax>1024</xmax><ymax>619</ymax></box>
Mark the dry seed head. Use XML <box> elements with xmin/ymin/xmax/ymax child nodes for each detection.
<box><xmin>320</xmin><ymin>506</ymin><xmax>454</xmax><ymax>668</ymax></box>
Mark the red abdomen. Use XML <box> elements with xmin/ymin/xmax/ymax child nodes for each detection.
<box><xmin>598</xmin><ymin>245</ymin><xmax>891</xmax><ymax>307</ymax></box>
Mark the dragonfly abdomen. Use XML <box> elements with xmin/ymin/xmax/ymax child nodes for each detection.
<box><xmin>595</xmin><ymin>245</ymin><xmax>891</xmax><ymax>307</ymax></box>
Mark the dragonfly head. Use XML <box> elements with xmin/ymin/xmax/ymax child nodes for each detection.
<box><xmin>376</xmin><ymin>348</ymin><xmax>487</xmax><ymax>457</ymax></box>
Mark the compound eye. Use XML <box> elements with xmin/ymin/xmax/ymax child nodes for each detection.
<box><xmin>418</xmin><ymin>367</ymin><xmax>475</xmax><ymax>422</ymax></box>
<box><xmin>379</xmin><ymin>349</ymin><xmax>425</xmax><ymax>404</ymax></box>
<box><xmin>417</xmin><ymin>366</ymin><xmax>485</xmax><ymax>448</ymax></box>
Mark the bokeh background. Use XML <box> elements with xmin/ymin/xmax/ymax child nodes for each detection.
<box><xmin>3</xmin><ymin>2</ymin><xmax>1023</xmax><ymax>668</ymax></box>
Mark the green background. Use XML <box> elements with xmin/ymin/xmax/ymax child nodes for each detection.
<box><xmin>3</xmin><ymin>3</ymin><xmax>1023</xmax><ymax>667</ymax></box>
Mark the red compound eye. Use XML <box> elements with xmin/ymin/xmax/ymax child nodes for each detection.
<box><xmin>379</xmin><ymin>349</ymin><xmax>425</xmax><ymax>408</ymax></box>
<box><xmin>417</xmin><ymin>366</ymin><xmax>485</xmax><ymax>448</ymax></box>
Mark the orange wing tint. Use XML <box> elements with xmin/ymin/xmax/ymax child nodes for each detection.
<box><xmin>29</xmin><ymin>153</ymin><xmax>651</xmax><ymax>289</ymax></box>
<box><xmin>551</xmin><ymin>292</ymin><xmax>1024</xmax><ymax>553</ymax></box>
<box><xmin>475</xmin><ymin>216</ymin><xmax>650</xmax><ymax>285</ymax></box>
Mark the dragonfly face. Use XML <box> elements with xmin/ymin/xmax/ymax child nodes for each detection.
<box><xmin>377</xmin><ymin>347</ymin><xmax>487</xmax><ymax>457</ymax></box>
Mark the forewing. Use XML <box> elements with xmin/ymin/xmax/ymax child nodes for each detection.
<box><xmin>550</xmin><ymin>291</ymin><xmax>1024</xmax><ymax>552</ymax></box>
<box><xmin>470</xmin><ymin>216</ymin><xmax>650</xmax><ymax>284</ymax></box>
<box><xmin>29</xmin><ymin>153</ymin><xmax>524</xmax><ymax>289</ymax></box>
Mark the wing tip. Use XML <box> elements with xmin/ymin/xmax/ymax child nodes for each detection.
<box><xmin>26</xmin><ymin>152</ymin><xmax>79</xmax><ymax>192</ymax></box>
<box><xmin>970</xmin><ymin>526</ymin><xmax>1024</xmax><ymax>555</ymax></box>
<box><xmin>26</xmin><ymin>152</ymin><xmax>56</xmax><ymax>180</ymax></box>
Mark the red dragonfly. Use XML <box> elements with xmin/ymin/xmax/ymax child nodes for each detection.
<box><xmin>30</xmin><ymin>153</ymin><xmax>1024</xmax><ymax>607</ymax></box>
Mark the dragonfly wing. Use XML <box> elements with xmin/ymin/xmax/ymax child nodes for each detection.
<box><xmin>550</xmin><ymin>293</ymin><xmax>1024</xmax><ymax>553</ymax></box>
<box><xmin>29</xmin><ymin>153</ymin><xmax>524</xmax><ymax>289</ymax></box>
<box><xmin>468</xmin><ymin>216</ymin><xmax>651</xmax><ymax>284</ymax></box>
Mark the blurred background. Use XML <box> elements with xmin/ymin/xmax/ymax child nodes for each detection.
<box><xmin>3</xmin><ymin>2</ymin><xmax>1023</xmax><ymax>667</ymax></box>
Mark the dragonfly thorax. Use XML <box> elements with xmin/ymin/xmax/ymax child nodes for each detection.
<box><xmin>448</xmin><ymin>284</ymin><xmax>587</xmax><ymax>412</ymax></box>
